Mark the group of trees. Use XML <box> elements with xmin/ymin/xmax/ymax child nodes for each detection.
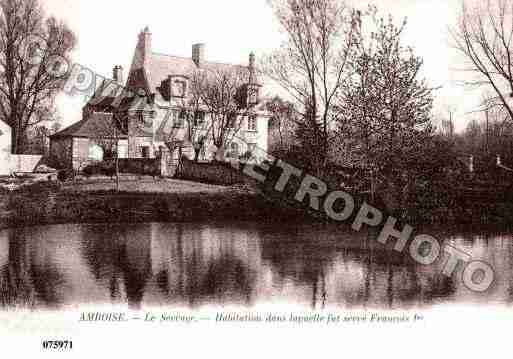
<box><xmin>262</xmin><ymin>0</ymin><xmax>513</xmax><ymax>217</ymax></box>
<box><xmin>2</xmin><ymin>0</ymin><xmax>512</xmax><ymax>207</ymax></box>
<box><xmin>262</xmin><ymin>0</ymin><xmax>438</xmax><ymax>207</ymax></box>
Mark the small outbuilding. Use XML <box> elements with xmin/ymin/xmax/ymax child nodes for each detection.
<box><xmin>49</xmin><ymin>112</ymin><xmax>128</xmax><ymax>171</ymax></box>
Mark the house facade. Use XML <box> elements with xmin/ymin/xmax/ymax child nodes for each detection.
<box><xmin>49</xmin><ymin>113</ymin><xmax>129</xmax><ymax>170</ymax></box>
<box><xmin>51</xmin><ymin>27</ymin><xmax>270</xmax><ymax>171</ymax></box>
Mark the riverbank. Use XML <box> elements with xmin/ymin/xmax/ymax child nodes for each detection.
<box><xmin>1</xmin><ymin>175</ymin><xmax>513</xmax><ymax>230</ymax></box>
<box><xmin>0</xmin><ymin>178</ymin><xmax>312</xmax><ymax>229</ymax></box>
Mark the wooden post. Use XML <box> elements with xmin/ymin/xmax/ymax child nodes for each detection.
<box><xmin>114</xmin><ymin>126</ymin><xmax>120</xmax><ymax>192</ymax></box>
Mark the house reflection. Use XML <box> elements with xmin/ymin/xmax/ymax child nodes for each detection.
<box><xmin>146</xmin><ymin>223</ymin><xmax>258</xmax><ymax>307</ymax></box>
<box><xmin>79</xmin><ymin>223</ymin><xmax>152</xmax><ymax>309</ymax></box>
<box><xmin>0</xmin><ymin>223</ymin><xmax>513</xmax><ymax>309</ymax></box>
<box><xmin>79</xmin><ymin>223</ymin><xmax>259</xmax><ymax>308</ymax></box>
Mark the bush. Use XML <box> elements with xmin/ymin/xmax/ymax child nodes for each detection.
<box><xmin>21</xmin><ymin>180</ymin><xmax>62</xmax><ymax>194</ymax></box>
<box><xmin>82</xmin><ymin>165</ymin><xmax>94</xmax><ymax>177</ymax></box>
<box><xmin>57</xmin><ymin>169</ymin><xmax>74</xmax><ymax>182</ymax></box>
<box><xmin>82</xmin><ymin>162</ymin><xmax>116</xmax><ymax>178</ymax></box>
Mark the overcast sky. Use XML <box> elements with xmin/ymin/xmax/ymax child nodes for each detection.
<box><xmin>44</xmin><ymin>0</ymin><xmax>483</xmax><ymax>132</ymax></box>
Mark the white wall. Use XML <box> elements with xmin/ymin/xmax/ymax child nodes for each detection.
<box><xmin>152</xmin><ymin>107</ymin><xmax>270</xmax><ymax>162</ymax></box>
<box><xmin>0</xmin><ymin>121</ymin><xmax>42</xmax><ymax>175</ymax></box>
<box><xmin>0</xmin><ymin>120</ymin><xmax>12</xmax><ymax>175</ymax></box>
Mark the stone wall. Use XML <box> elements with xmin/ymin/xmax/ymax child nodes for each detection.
<box><xmin>178</xmin><ymin>158</ymin><xmax>254</xmax><ymax>186</ymax></box>
<box><xmin>116</xmin><ymin>158</ymin><xmax>161</xmax><ymax>176</ymax></box>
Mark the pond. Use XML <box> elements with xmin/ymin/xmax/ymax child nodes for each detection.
<box><xmin>0</xmin><ymin>222</ymin><xmax>512</xmax><ymax>310</ymax></box>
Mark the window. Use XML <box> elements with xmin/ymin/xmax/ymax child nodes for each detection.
<box><xmin>227</xmin><ymin>112</ymin><xmax>237</xmax><ymax>128</ymax></box>
<box><xmin>228</xmin><ymin>142</ymin><xmax>240</xmax><ymax>158</ymax></box>
<box><xmin>88</xmin><ymin>144</ymin><xmax>104</xmax><ymax>161</ymax></box>
<box><xmin>248</xmin><ymin>86</ymin><xmax>259</xmax><ymax>105</ymax></box>
<box><xmin>194</xmin><ymin>111</ymin><xmax>205</xmax><ymax>127</ymax></box>
<box><xmin>248</xmin><ymin>115</ymin><xmax>257</xmax><ymax>131</ymax></box>
<box><xmin>173</xmin><ymin>110</ymin><xmax>185</xmax><ymax>128</ymax></box>
<box><xmin>141</xmin><ymin>146</ymin><xmax>150</xmax><ymax>158</ymax></box>
<box><xmin>172</xmin><ymin>80</ymin><xmax>187</xmax><ymax>97</ymax></box>
<box><xmin>247</xmin><ymin>143</ymin><xmax>257</xmax><ymax>155</ymax></box>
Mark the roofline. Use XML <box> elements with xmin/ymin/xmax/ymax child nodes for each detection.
<box><xmin>151</xmin><ymin>52</ymin><xmax>249</xmax><ymax>68</ymax></box>
<box><xmin>50</xmin><ymin>134</ymin><xmax>129</xmax><ymax>139</ymax></box>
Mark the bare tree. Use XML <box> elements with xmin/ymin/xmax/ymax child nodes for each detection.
<box><xmin>0</xmin><ymin>0</ymin><xmax>75</xmax><ymax>153</ymax></box>
<box><xmin>156</xmin><ymin>77</ymin><xmax>206</xmax><ymax>163</ymax></box>
<box><xmin>451</xmin><ymin>0</ymin><xmax>513</xmax><ymax>121</ymax></box>
<box><xmin>262</xmin><ymin>0</ymin><xmax>359</xmax><ymax>175</ymax></box>
<box><xmin>266</xmin><ymin>96</ymin><xmax>297</xmax><ymax>155</ymax></box>
<box><xmin>177</xmin><ymin>71</ymin><xmax>209</xmax><ymax>162</ymax></box>
<box><xmin>193</xmin><ymin>67</ymin><xmax>250</xmax><ymax>160</ymax></box>
<box><xmin>438</xmin><ymin>104</ymin><xmax>457</xmax><ymax>139</ymax></box>
<box><xmin>89</xmin><ymin>114</ymin><xmax>128</xmax><ymax>191</ymax></box>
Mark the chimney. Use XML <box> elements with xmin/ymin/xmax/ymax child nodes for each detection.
<box><xmin>113</xmin><ymin>65</ymin><xmax>123</xmax><ymax>84</ymax></box>
<box><xmin>249</xmin><ymin>52</ymin><xmax>256</xmax><ymax>83</ymax></box>
<box><xmin>192</xmin><ymin>43</ymin><xmax>205</xmax><ymax>66</ymax></box>
<box><xmin>247</xmin><ymin>51</ymin><xmax>260</xmax><ymax>105</ymax></box>
<box><xmin>136</xmin><ymin>26</ymin><xmax>152</xmax><ymax>67</ymax></box>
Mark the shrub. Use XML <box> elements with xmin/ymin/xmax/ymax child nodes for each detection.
<box><xmin>82</xmin><ymin>165</ymin><xmax>94</xmax><ymax>177</ymax></box>
<box><xmin>21</xmin><ymin>180</ymin><xmax>62</xmax><ymax>194</ymax></box>
<box><xmin>82</xmin><ymin>162</ymin><xmax>116</xmax><ymax>178</ymax></box>
<box><xmin>57</xmin><ymin>169</ymin><xmax>74</xmax><ymax>182</ymax></box>
<box><xmin>101</xmin><ymin>162</ymin><xmax>116</xmax><ymax>177</ymax></box>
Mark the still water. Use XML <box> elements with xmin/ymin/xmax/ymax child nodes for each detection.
<box><xmin>1</xmin><ymin>222</ymin><xmax>512</xmax><ymax>310</ymax></box>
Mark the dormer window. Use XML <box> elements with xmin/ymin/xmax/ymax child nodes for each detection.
<box><xmin>168</xmin><ymin>75</ymin><xmax>190</xmax><ymax>98</ymax></box>
<box><xmin>172</xmin><ymin>80</ymin><xmax>187</xmax><ymax>97</ymax></box>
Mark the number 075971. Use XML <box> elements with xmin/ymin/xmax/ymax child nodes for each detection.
<box><xmin>42</xmin><ymin>340</ymin><xmax>73</xmax><ymax>350</ymax></box>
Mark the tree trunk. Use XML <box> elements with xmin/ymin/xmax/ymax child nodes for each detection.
<box><xmin>10</xmin><ymin>126</ymin><xmax>17</xmax><ymax>154</ymax></box>
<box><xmin>115</xmin><ymin>154</ymin><xmax>120</xmax><ymax>192</ymax></box>
<box><xmin>10</xmin><ymin>125</ymin><xmax>22</xmax><ymax>154</ymax></box>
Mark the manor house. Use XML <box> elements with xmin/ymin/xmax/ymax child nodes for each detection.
<box><xmin>50</xmin><ymin>27</ymin><xmax>269</xmax><ymax>171</ymax></box>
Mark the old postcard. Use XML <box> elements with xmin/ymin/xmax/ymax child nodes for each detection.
<box><xmin>0</xmin><ymin>0</ymin><xmax>512</xmax><ymax>357</ymax></box>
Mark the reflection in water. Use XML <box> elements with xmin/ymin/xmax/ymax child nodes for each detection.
<box><xmin>0</xmin><ymin>222</ymin><xmax>512</xmax><ymax>309</ymax></box>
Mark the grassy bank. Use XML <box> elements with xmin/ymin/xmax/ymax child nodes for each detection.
<box><xmin>1</xmin><ymin>175</ymin><xmax>513</xmax><ymax>230</ymax></box>
<box><xmin>0</xmin><ymin>178</ymin><xmax>311</xmax><ymax>229</ymax></box>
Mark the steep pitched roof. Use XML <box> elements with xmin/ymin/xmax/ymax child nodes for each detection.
<box><xmin>86</xmin><ymin>78</ymin><xmax>156</xmax><ymax>114</ymax></box>
<box><xmin>127</xmin><ymin>52</ymin><xmax>251</xmax><ymax>97</ymax></box>
<box><xmin>50</xmin><ymin>112</ymin><xmax>128</xmax><ymax>139</ymax></box>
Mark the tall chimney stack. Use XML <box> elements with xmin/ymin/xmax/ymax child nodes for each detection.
<box><xmin>249</xmin><ymin>52</ymin><xmax>256</xmax><ymax>83</ymax></box>
<box><xmin>192</xmin><ymin>43</ymin><xmax>205</xmax><ymax>66</ymax></box>
<box><xmin>113</xmin><ymin>65</ymin><xmax>123</xmax><ymax>84</ymax></box>
<box><xmin>135</xmin><ymin>26</ymin><xmax>152</xmax><ymax>68</ymax></box>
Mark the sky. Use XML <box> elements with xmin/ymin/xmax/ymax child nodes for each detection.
<box><xmin>43</xmin><ymin>0</ymin><xmax>484</xmax><ymax>132</ymax></box>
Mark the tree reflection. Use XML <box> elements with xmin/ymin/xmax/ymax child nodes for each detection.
<box><xmin>258</xmin><ymin>224</ymin><xmax>457</xmax><ymax>308</ymax></box>
<box><xmin>0</xmin><ymin>228</ymin><xmax>66</xmax><ymax>309</ymax></box>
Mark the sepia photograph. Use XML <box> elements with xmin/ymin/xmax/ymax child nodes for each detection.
<box><xmin>0</xmin><ymin>0</ymin><xmax>512</xmax><ymax>357</ymax></box>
